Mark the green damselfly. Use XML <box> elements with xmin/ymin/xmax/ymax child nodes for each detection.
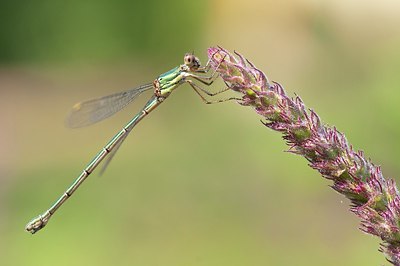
<box><xmin>25</xmin><ymin>52</ymin><xmax>234</xmax><ymax>234</ymax></box>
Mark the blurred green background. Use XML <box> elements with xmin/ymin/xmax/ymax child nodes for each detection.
<box><xmin>2</xmin><ymin>0</ymin><xmax>400</xmax><ymax>265</ymax></box>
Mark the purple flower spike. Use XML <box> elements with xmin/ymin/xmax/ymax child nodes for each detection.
<box><xmin>208</xmin><ymin>46</ymin><xmax>400</xmax><ymax>265</ymax></box>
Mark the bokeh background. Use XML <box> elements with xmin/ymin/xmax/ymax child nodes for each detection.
<box><xmin>2</xmin><ymin>0</ymin><xmax>400</xmax><ymax>265</ymax></box>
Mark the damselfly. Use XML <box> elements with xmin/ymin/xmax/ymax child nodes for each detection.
<box><xmin>25</xmin><ymin>52</ymin><xmax>235</xmax><ymax>234</ymax></box>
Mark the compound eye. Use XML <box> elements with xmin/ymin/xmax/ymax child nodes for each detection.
<box><xmin>184</xmin><ymin>54</ymin><xmax>195</xmax><ymax>66</ymax></box>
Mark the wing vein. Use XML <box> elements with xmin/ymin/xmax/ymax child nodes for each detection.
<box><xmin>67</xmin><ymin>83</ymin><xmax>153</xmax><ymax>128</ymax></box>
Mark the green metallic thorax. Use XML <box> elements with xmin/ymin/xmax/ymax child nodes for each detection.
<box><xmin>156</xmin><ymin>66</ymin><xmax>186</xmax><ymax>97</ymax></box>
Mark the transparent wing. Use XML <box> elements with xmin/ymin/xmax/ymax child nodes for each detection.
<box><xmin>67</xmin><ymin>83</ymin><xmax>154</xmax><ymax>128</ymax></box>
<box><xmin>98</xmin><ymin>133</ymin><xmax>128</xmax><ymax>175</ymax></box>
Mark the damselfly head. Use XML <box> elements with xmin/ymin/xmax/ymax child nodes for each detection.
<box><xmin>184</xmin><ymin>53</ymin><xmax>201</xmax><ymax>71</ymax></box>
